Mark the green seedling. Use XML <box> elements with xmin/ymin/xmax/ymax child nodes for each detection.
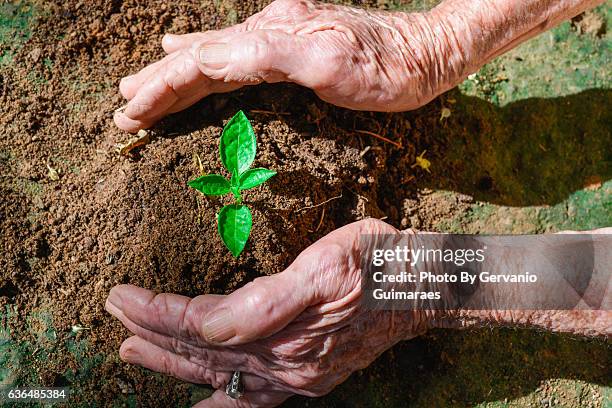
<box><xmin>188</xmin><ymin>111</ymin><xmax>276</xmax><ymax>257</ymax></box>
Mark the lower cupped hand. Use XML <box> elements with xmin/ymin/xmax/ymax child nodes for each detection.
<box><xmin>105</xmin><ymin>219</ymin><xmax>431</xmax><ymax>407</ymax></box>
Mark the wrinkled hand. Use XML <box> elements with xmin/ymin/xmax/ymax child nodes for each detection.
<box><xmin>105</xmin><ymin>219</ymin><xmax>430</xmax><ymax>407</ymax></box>
<box><xmin>114</xmin><ymin>0</ymin><xmax>451</xmax><ymax>132</ymax></box>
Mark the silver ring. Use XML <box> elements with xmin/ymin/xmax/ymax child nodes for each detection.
<box><xmin>225</xmin><ymin>371</ymin><xmax>244</xmax><ymax>399</ymax></box>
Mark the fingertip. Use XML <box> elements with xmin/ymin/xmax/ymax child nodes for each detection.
<box><xmin>162</xmin><ymin>33</ymin><xmax>179</xmax><ymax>53</ymax></box>
<box><xmin>119</xmin><ymin>336</ymin><xmax>143</xmax><ymax>363</ymax></box>
<box><xmin>105</xmin><ymin>297</ymin><xmax>119</xmax><ymax>317</ymax></box>
<box><xmin>119</xmin><ymin>75</ymin><xmax>137</xmax><ymax>100</ymax></box>
<box><xmin>113</xmin><ymin>111</ymin><xmax>151</xmax><ymax>134</ymax></box>
<box><xmin>107</xmin><ymin>284</ymin><xmax>127</xmax><ymax>310</ymax></box>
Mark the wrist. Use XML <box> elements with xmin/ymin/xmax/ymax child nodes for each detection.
<box><xmin>389</xmin><ymin>10</ymin><xmax>471</xmax><ymax>109</ymax></box>
<box><xmin>422</xmin><ymin>0</ymin><xmax>606</xmax><ymax>82</ymax></box>
<box><xmin>428</xmin><ymin>233</ymin><xmax>611</xmax><ymax>338</ymax></box>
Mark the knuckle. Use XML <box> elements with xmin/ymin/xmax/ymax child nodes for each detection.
<box><xmin>125</xmin><ymin>101</ymin><xmax>153</xmax><ymax>120</ymax></box>
<box><xmin>286</xmin><ymin>364</ymin><xmax>324</xmax><ymax>391</ymax></box>
<box><xmin>150</xmin><ymin>293</ymin><xmax>171</xmax><ymax>316</ymax></box>
<box><xmin>358</xmin><ymin>217</ymin><xmax>397</xmax><ymax>235</ymax></box>
<box><xmin>268</xmin><ymin>0</ymin><xmax>312</xmax><ymax>15</ymax></box>
<box><xmin>196</xmin><ymin>347</ymin><xmax>225</xmax><ymax>371</ymax></box>
<box><xmin>192</xmin><ymin>363</ymin><xmax>212</xmax><ymax>384</ymax></box>
<box><xmin>243</xmin><ymin>34</ymin><xmax>273</xmax><ymax>69</ymax></box>
<box><xmin>163</xmin><ymin>51</ymin><xmax>201</xmax><ymax>97</ymax></box>
<box><xmin>309</xmin><ymin>240</ymin><xmax>346</xmax><ymax>266</ymax></box>
<box><xmin>245</xmin><ymin>278</ymin><xmax>276</xmax><ymax>315</ymax></box>
<box><xmin>306</xmin><ymin>44</ymin><xmax>348</xmax><ymax>90</ymax></box>
<box><xmin>170</xmin><ymin>337</ymin><xmax>189</xmax><ymax>357</ymax></box>
<box><xmin>212</xmin><ymin>371</ymin><xmax>228</xmax><ymax>389</ymax></box>
<box><xmin>158</xmin><ymin>353</ymin><xmax>176</xmax><ymax>376</ymax></box>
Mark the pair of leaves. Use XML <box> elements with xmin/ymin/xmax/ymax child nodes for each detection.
<box><xmin>188</xmin><ymin>111</ymin><xmax>275</xmax><ymax>257</ymax></box>
<box><xmin>188</xmin><ymin>168</ymin><xmax>276</xmax><ymax>197</ymax></box>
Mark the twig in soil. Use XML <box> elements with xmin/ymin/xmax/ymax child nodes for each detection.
<box><xmin>346</xmin><ymin>187</ymin><xmax>369</xmax><ymax>202</ymax></box>
<box><xmin>359</xmin><ymin>146</ymin><xmax>371</xmax><ymax>158</ymax></box>
<box><xmin>71</xmin><ymin>325</ymin><xmax>91</xmax><ymax>333</ymax></box>
<box><xmin>316</xmin><ymin>208</ymin><xmax>326</xmax><ymax>231</ymax></box>
<box><xmin>402</xmin><ymin>175</ymin><xmax>415</xmax><ymax>184</ymax></box>
<box><xmin>250</xmin><ymin>109</ymin><xmax>290</xmax><ymax>116</ymax></box>
<box><xmin>297</xmin><ymin>193</ymin><xmax>343</xmax><ymax>212</ymax></box>
<box><xmin>193</xmin><ymin>152</ymin><xmax>205</xmax><ymax>175</ymax></box>
<box><xmin>355</xmin><ymin>129</ymin><xmax>402</xmax><ymax>148</ymax></box>
<box><xmin>308</xmin><ymin>208</ymin><xmax>326</xmax><ymax>233</ymax></box>
<box><xmin>46</xmin><ymin>164</ymin><xmax>59</xmax><ymax>181</ymax></box>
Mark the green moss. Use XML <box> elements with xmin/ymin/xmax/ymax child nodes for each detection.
<box><xmin>437</xmin><ymin>180</ymin><xmax>611</xmax><ymax>234</ymax></box>
<box><xmin>0</xmin><ymin>1</ymin><xmax>35</xmax><ymax>65</ymax></box>
<box><xmin>0</xmin><ymin>307</ymin><xmax>104</xmax><ymax>406</ymax></box>
<box><xmin>459</xmin><ymin>4</ymin><xmax>611</xmax><ymax>104</ymax></box>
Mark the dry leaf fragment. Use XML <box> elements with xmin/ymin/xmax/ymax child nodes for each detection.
<box><xmin>117</xmin><ymin>129</ymin><xmax>151</xmax><ymax>156</ymax></box>
<box><xmin>47</xmin><ymin>164</ymin><xmax>60</xmax><ymax>181</ymax></box>
<box><xmin>440</xmin><ymin>107</ymin><xmax>451</xmax><ymax>121</ymax></box>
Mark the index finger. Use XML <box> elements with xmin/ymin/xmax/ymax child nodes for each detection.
<box><xmin>106</xmin><ymin>284</ymin><xmax>222</xmax><ymax>345</ymax></box>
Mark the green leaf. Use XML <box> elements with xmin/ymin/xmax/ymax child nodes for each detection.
<box><xmin>220</xmin><ymin>111</ymin><xmax>256</xmax><ymax>176</ymax></box>
<box><xmin>188</xmin><ymin>174</ymin><xmax>230</xmax><ymax>196</ymax></box>
<box><xmin>239</xmin><ymin>168</ymin><xmax>276</xmax><ymax>191</ymax></box>
<box><xmin>218</xmin><ymin>204</ymin><xmax>252</xmax><ymax>257</ymax></box>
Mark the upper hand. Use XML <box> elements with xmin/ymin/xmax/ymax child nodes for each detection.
<box><xmin>105</xmin><ymin>219</ymin><xmax>431</xmax><ymax>407</ymax></box>
<box><xmin>114</xmin><ymin>0</ymin><xmax>451</xmax><ymax>132</ymax></box>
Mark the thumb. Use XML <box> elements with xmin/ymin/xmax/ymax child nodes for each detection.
<box><xmin>201</xmin><ymin>267</ymin><xmax>317</xmax><ymax>345</ymax></box>
<box><xmin>192</xmin><ymin>29</ymin><xmax>326</xmax><ymax>87</ymax></box>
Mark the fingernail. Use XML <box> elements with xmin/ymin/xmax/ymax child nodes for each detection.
<box><xmin>120</xmin><ymin>342</ymin><xmax>140</xmax><ymax>363</ymax></box>
<box><xmin>199</xmin><ymin>43</ymin><xmax>230</xmax><ymax>69</ymax></box>
<box><xmin>120</xmin><ymin>74</ymin><xmax>134</xmax><ymax>82</ymax></box>
<box><xmin>107</xmin><ymin>288</ymin><xmax>124</xmax><ymax>309</ymax></box>
<box><xmin>202</xmin><ymin>307</ymin><xmax>235</xmax><ymax>343</ymax></box>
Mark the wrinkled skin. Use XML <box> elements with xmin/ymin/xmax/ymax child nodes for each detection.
<box><xmin>114</xmin><ymin>0</ymin><xmax>451</xmax><ymax>132</ymax></box>
<box><xmin>106</xmin><ymin>219</ymin><xmax>430</xmax><ymax>407</ymax></box>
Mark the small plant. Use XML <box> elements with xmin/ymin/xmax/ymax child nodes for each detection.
<box><xmin>188</xmin><ymin>111</ymin><xmax>276</xmax><ymax>257</ymax></box>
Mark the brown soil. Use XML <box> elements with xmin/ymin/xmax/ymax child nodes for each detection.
<box><xmin>0</xmin><ymin>1</ymin><xmax>447</xmax><ymax>406</ymax></box>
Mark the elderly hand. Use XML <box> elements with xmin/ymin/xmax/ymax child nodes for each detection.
<box><xmin>105</xmin><ymin>219</ymin><xmax>431</xmax><ymax>407</ymax></box>
<box><xmin>114</xmin><ymin>0</ymin><xmax>602</xmax><ymax>132</ymax></box>
<box><xmin>114</xmin><ymin>0</ymin><xmax>459</xmax><ymax>132</ymax></box>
